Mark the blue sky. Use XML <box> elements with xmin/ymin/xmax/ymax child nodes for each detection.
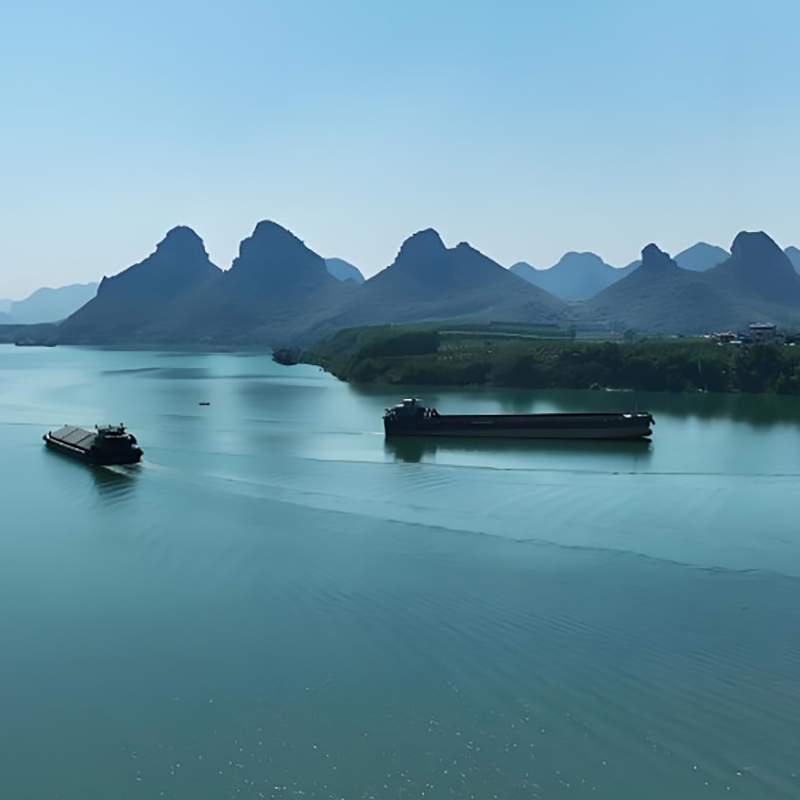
<box><xmin>1</xmin><ymin>0</ymin><xmax>799</xmax><ymax>297</ymax></box>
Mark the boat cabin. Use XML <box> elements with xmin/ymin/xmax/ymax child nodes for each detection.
<box><xmin>97</xmin><ymin>423</ymin><xmax>130</xmax><ymax>439</ymax></box>
<box><xmin>384</xmin><ymin>398</ymin><xmax>440</xmax><ymax>420</ymax></box>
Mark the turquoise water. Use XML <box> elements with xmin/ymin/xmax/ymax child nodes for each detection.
<box><xmin>2</xmin><ymin>345</ymin><xmax>800</xmax><ymax>799</ymax></box>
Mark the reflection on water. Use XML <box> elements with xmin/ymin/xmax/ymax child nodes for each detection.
<box><xmin>100</xmin><ymin>367</ymin><xmax>161</xmax><ymax>376</ymax></box>
<box><xmin>41</xmin><ymin>446</ymin><xmax>140</xmax><ymax>504</ymax></box>
<box><xmin>90</xmin><ymin>464</ymin><xmax>139</xmax><ymax>502</ymax></box>
<box><xmin>141</xmin><ymin>367</ymin><xmax>212</xmax><ymax>380</ymax></box>
<box><xmin>351</xmin><ymin>383</ymin><xmax>800</xmax><ymax>427</ymax></box>
<box><xmin>640</xmin><ymin>390</ymin><xmax>800</xmax><ymax>426</ymax></box>
<box><xmin>385</xmin><ymin>435</ymin><xmax>653</xmax><ymax>463</ymax></box>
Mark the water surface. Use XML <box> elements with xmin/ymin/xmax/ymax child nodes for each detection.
<box><xmin>1</xmin><ymin>346</ymin><xmax>799</xmax><ymax>799</ymax></box>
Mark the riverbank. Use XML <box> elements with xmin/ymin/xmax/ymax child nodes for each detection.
<box><xmin>305</xmin><ymin>323</ymin><xmax>800</xmax><ymax>394</ymax></box>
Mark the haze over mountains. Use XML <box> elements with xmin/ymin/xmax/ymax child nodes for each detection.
<box><xmin>785</xmin><ymin>246</ymin><xmax>800</xmax><ymax>274</ymax></box>
<box><xmin>0</xmin><ymin>282</ymin><xmax>98</xmax><ymax>324</ymax></box>
<box><xmin>511</xmin><ymin>253</ymin><xmax>623</xmax><ymax>301</ymax></box>
<box><xmin>510</xmin><ymin>243</ymin><xmax>732</xmax><ymax>301</ymax></box>
<box><xmin>585</xmin><ymin>244</ymin><xmax>739</xmax><ymax>334</ymax></box>
<box><xmin>153</xmin><ymin>220</ymin><xmax>356</xmax><ymax>345</ymax></box>
<box><xmin>4</xmin><ymin>221</ymin><xmax>800</xmax><ymax>346</ymax></box>
<box><xmin>325</xmin><ymin>258</ymin><xmax>365</xmax><ymax>284</ymax></box>
<box><xmin>586</xmin><ymin>233</ymin><xmax>800</xmax><ymax>333</ymax></box>
<box><xmin>60</xmin><ymin>227</ymin><xmax>223</xmax><ymax>342</ymax></box>
<box><xmin>342</xmin><ymin>229</ymin><xmax>565</xmax><ymax>329</ymax></box>
<box><xmin>674</xmin><ymin>243</ymin><xmax>730</xmax><ymax>272</ymax></box>
<box><xmin>0</xmin><ymin>254</ymin><xmax>362</xmax><ymax>327</ymax></box>
<box><xmin>59</xmin><ymin>223</ymin><xmax>565</xmax><ymax>346</ymax></box>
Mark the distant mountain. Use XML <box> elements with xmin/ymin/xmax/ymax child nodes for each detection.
<box><xmin>616</xmin><ymin>243</ymin><xmax>728</xmax><ymax>280</ymax></box>
<box><xmin>13</xmin><ymin>227</ymin><xmax>567</xmax><ymax>345</ymax></box>
<box><xmin>784</xmin><ymin>246</ymin><xmax>800</xmax><ymax>274</ymax></box>
<box><xmin>60</xmin><ymin>226</ymin><xmax>222</xmax><ymax>342</ymax></box>
<box><xmin>325</xmin><ymin>258</ymin><xmax>365</xmax><ymax>284</ymax></box>
<box><xmin>30</xmin><ymin>223</ymin><xmax>800</xmax><ymax>346</ymax></box>
<box><xmin>222</xmin><ymin>221</ymin><xmax>334</xmax><ymax>291</ymax></box>
<box><xmin>157</xmin><ymin>220</ymin><xmax>355</xmax><ymax>345</ymax></box>
<box><xmin>60</xmin><ymin>221</ymin><xmax>357</xmax><ymax>346</ymax></box>
<box><xmin>618</xmin><ymin>259</ymin><xmax>642</xmax><ymax>274</ymax></box>
<box><xmin>508</xmin><ymin>243</ymin><xmax>727</xmax><ymax>303</ymax></box>
<box><xmin>0</xmin><ymin>282</ymin><xmax>99</xmax><ymax>324</ymax></box>
<box><xmin>58</xmin><ymin>220</ymin><xmax>354</xmax><ymax>347</ymax></box>
<box><xmin>510</xmin><ymin>252</ymin><xmax>621</xmax><ymax>301</ymax></box>
<box><xmin>330</xmin><ymin>229</ymin><xmax>566</xmax><ymax>332</ymax></box>
<box><xmin>710</xmin><ymin>231</ymin><xmax>800</xmax><ymax>306</ymax></box>
<box><xmin>673</xmin><ymin>242</ymin><xmax>729</xmax><ymax>272</ymax></box>
<box><xmin>582</xmin><ymin>244</ymin><xmax>740</xmax><ymax>334</ymax></box>
<box><xmin>582</xmin><ymin>232</ymin><xmax>800</xmax><ymax>334</ymax></box>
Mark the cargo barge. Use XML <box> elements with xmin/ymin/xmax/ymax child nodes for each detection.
<box><xmin>383</xmin><ymin>398</ymin><xmax>654</xmax><ymax>440</ymax></box>
<box><xmin>43</xmin><ymin>423</ymin><xmax>143</xmax><ymax>464</ymax></box>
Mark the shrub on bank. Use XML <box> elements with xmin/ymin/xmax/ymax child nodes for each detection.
<box><xmin>306</xmin><ymin>325</ymin><xmax>800</xmax><ymax>394</ymax></box>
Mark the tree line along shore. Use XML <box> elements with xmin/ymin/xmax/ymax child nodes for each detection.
<box><xmin>303</xmin><ymin>323</ymin><xmax>800</xmax><ymax>395</ymax></box>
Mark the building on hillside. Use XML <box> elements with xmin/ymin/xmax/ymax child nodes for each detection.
<box><xmin>748</xmin><ymin>323</ymin><xmax>777</xmax><ymax>343</ymax></box>
<box><xmin>707</xmin><ymin>331</ymin><xmax>740</xmax><ymax>344</ymax></box>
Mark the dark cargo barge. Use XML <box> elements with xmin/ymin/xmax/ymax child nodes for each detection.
<box><xmin>383</xmin><ymin>398</ymin><xmax>654</xmax><ymax>441</ymax></box>
<box><xmin>43</xmin><ymin>424</ymin><xmax>143</xmax><ymax>465</ymax></box>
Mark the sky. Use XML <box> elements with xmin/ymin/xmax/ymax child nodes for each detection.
<box><xmin>1</xmin><ymin>0</ymin><xmax>799</xmax><ymax>298</ymax></box>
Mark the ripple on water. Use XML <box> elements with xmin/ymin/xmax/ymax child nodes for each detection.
<box><xmin>73</xmin><ymin>562</ymin><xmax>800</xmax><ymax>800</ymax></box>
<box><xmin>5</xmin><ymin>353</ymin><xmax>800</xmax><ymax>799</ymax></box>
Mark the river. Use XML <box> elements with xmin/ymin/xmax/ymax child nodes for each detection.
<box><xmin>2</xmin><ymin>345</ymin><xmax>799</xmax><ymax>799</ymax></box>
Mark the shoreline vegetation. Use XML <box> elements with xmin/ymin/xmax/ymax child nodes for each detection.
<box><xmin>305</xmin><ymin>322</ymin><xmax>800</xmax><ymax>395</ymax></box>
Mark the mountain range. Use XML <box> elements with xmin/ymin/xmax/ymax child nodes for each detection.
<box><xmin>0</xmin><ymin>282</ymin><xmax>98</xmax><ymax>324</ymax></box>
<box><xmin>510</xmin><ymin>242</ymin><xmax>731</xmax><ymax>301</ymax></box>
<box><xmin>4</xmin><ymin>223</ymin><xmax>800</xmax><ymax>346</ymax></box>
<box><xmin>585</xmin><ymin>233</ymin><xmax>800</xmax><ymax>333</ymax></box>
<box><xmin>0</xmin><ymin>259</ymin><xmax>361</xmax><ymax>326</ymax></box>
<box><xmin>58</xmin><ymin>223</ymin><xmax>565</xmax><ymax>346</ymax></box>
<box><xmin>328</xmin><ymin>229</ymin><xmax>565</xmax><ymax>334</ymax></box>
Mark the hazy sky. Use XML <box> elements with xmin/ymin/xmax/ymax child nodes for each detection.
<box><xmin>1</xmin><ymin>0</ymin><xmax>799</xmax><ymax>298</ymax></box>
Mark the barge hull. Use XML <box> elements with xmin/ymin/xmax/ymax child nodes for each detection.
<box><xmin>384</xmin><ymin>412</ymin><xmax>653</xmax><ymax>441</ymax></box>
<box><xmin>385</xmin><ymin>426</ymin><xmax>652</xmax><ymax>440</ymax></box>
<box><xmin>43</xmin><ymin>424</ymin><xmax>143</xmax><ymax>465</ymax></box>
<box><xmin>44</xmin><ymin>436</ymin><xmax>143</xmax><ymax>465</ymax></box>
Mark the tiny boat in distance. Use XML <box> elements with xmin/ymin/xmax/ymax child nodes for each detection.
<box><xmin>43</xmin><ymin>423</ymin><xmax>144</xmax><ymax>465</ymax></box>
<box><xmin>383</xmin><ymin>398</ymin><xmax>654</xmax><ymax>441</ymax></box>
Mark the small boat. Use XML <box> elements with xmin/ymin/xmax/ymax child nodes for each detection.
<box><xmin>199</xmin><ymin>401</ymin><xmax>211</xmax><ymax>406</ymax></box>
<box><xmin>43</xmin><ymin>423</ymin><xmax>144</xmax><ymax>465</ymax></box>
<box><xmin>383</xmin><ymin>398</ymin><xmax>654</xmax><ymax>441</ymax></box>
